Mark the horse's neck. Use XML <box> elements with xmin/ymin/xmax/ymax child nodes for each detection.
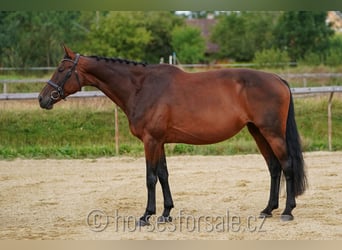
<box><xmin>84</xmin><ymin>60</ymin><xmax>144</xmax><ymax>114</ymax></box>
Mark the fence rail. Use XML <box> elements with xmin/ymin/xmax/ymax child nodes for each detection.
<box><xmin>290</xmin><ymin>86</ymin><xmax>342</xmax><ymax>94</ymax></box>
<box><xmin>1</xmin><ymin>73</ymin><xmax>342</xmax><ymax>94</ymax></box>
<box><xmin>1</xmin><ymin>86</ymin><xmax>341</xmax><ymax>100</ymax></box>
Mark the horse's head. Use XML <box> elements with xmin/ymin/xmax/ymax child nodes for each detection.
<box><xmin>38</xmin><ymin>45</ymin><xmax>82</xmax><ymax>109</ymax></box>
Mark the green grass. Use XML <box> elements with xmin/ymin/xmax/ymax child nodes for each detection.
<box><xmin>0</xmin><ymin>105</ymin><xmax>141</xmax><ymax>159</ymax></box>
<box><xmin>1</xmin><ymin>96</ymin><xmax>342</xmax><ymax>159</ymax></box>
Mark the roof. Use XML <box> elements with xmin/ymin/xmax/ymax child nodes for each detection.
<box><xmin>327</xmin><ymin>11</ymin><xmax>342</xmax><ymax>32</ymax></box>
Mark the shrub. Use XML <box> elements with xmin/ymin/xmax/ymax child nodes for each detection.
<box><xmin>299</xmin><ymin>52</ymin><xmax>323</xmax><ymax>66</ymax></box>
<box><xmin>325</xmin><ymin>48</ymin><xmax>342</xmax><ymax>66</ymax></box>
<box><xmin>253</xmin><ymin>48</ymin><xmax>290</xmax><ymax>68</ymax></box>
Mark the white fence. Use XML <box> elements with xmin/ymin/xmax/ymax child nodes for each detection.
<box><xmin>1</xmin><ymin>86</ymin><xmax>342</xmax><ymax>100</ymax></box>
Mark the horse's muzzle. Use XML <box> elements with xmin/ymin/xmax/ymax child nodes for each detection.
<box><xmin>38</xmin><ymin>95</ymin><xmax>54</xmax><ymax>110</ymax></box>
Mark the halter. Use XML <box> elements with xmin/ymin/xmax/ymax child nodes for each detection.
<box><xmin>47</xmin><ymin>53</ymin><xmax>81</xmax><ymax>100</ymax></box>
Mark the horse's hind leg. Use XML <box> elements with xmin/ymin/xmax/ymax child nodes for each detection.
<box><xmin>258</xmin><ymin>128</ymin><xmax>296</xmax><ymax>221</ymax></box>
<box><xmin>247</xmin><ymin>123</ymin><xmax>282</xmax><ymax>218</ymax></box>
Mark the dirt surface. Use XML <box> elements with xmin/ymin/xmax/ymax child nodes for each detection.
<box><xmin>0</xmin><ymin>152</ymin><xmax>341</xmax><ymax>239</ymax></box>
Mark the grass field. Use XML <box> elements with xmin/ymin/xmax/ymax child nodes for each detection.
<box><xmin>0</xmin><ymin>94</ymin><xmax>342</xmax><ymax>159</ymax></box>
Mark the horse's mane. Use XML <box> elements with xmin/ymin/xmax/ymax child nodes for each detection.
<box><xmin>87</xmin><ymin>55</ymin><xmax>148</xmax><ymax>67</ymax></box>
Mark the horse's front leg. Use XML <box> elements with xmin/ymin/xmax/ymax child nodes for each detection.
<box><xmin>156</xmin><ymin>147</ymin><xmax>174</xmax><ymax>223</ymax></box>
<box><xmin>137</xmin><ymin>160</ymin><xmax>158</xmax><ymax>226</ymax></box>
<box><xmin>137</xmin><ymin>136</ymin><xmax>163</xmax><ymax>226</ymax></box>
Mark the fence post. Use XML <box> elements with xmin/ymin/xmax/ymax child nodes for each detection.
<box><xmin>3</xmin><ymin>82</ymin><xmax>7</xmax><ymax>94</ymax></box>
<box><xmin>328</xmin><ymin>92</ymin><xmax>334</xmax><ymax>151</ymax></box>
<box><xmin>169</xmin><ymin>55</ymin><xmax>173</xmax><ymax>64</ymax></box>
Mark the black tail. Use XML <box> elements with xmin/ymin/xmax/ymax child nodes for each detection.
<box><xmin>283</xmin><ymin>79</ymin><xmax>307</xmax><ymax>196</ymax></box>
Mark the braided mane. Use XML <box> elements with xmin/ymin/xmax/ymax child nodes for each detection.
<box><xmin>88</xmin><ymin>55</ymin><xmax>147</xmax><ymax>67</ymax></box>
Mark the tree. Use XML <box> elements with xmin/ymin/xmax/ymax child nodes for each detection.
<box><xmin>0</xmin><ymin>11</ymin><xmax>185</xmax><ymax>66</ymax></box>
<box><xmin>171</xmin><ymin>26</ymin><xmax>206</xmax><ymax>64</ymax></box>
<box><xmin>0</xmin><ymin>11</ymin><xmax>85</xmax><ymax>67</ymax></box>
<box><xmin>273</xmin><ymin>11</ymin><xmax>334</xmax><ymax>62</ymax></box>
<box><xmin>211</xmin><ymin>12</ymin><xmax>278</xmax><ymax>62</ymax></box>
<box><xmin>81</xmin><ymin>11</ymin><xmax>183</xmax><ymax>63</ymax></box>
<box><xmin>83</xmin><ymin>12</ymin><xmax>152</xmax><ymax>61</ymax></box>
<box><xmin>143</xmin><ymin>12</ymin><xmax>184</xmax><ymax>63</ymax></box>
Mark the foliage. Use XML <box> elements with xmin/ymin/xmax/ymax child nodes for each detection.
<box><xmin>0</xmin><ymin>11</ymin><xmax>85</xmax><ymax>67</ymax></box>
<box><xmin>142</xmin><ymin>12</ymin><xmax>184</xmax><ymax>63</ymax></box>
<box><xmin>273</xmin><ymin>11</ymin><xmax>334</xmax><ymax>62</ymax></box>
<box><xmin>211</xmin><ymin>12</ymin><xmax>279</xmax><ymax>62</ymax></box>
<box><xmin>82</xmin><ymin>12</ymin><xmax>152</xmax><ymax>61</ymax></box>
<box><xmin>253</xmin><ymin>48</ymin><xmax>290</xmax><ymax>68</ymax></box>
<box><xmin>325</xmin><ymin>34</ymin><xmax>342</xmax><ymax>66</ymax></box>
<box><xmin>171</xmin><ymin>26</ymin><xmax>206</xmax><ymax>64</ymax></box>
<box><xmin>77</xmin><ymin>11</ymin><xmax>184</xmax><ymax>63</ymax></box>
<box><xmin>0</xmin><ymin>11</ymin><xmax>339</xmax><ymax>67</ymax></box>
<box><xmin>298</xmin><ymin>52</ymin><xmax>323</xmax><ymax>66</ymax></box>
<box><xmin>0</xmin><ymin>11</ymin><xmax>184</xmax><ymax>66</ymax></box>
<box><xmin>211</xmin><ymin>11</ymin><xmax>334</xmax><ymax>64</ymax></box>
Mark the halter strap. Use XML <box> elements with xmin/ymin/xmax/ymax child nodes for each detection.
<box><xmin>47</xmin><ymin>53</ymin><xmax>81</xmax><ymax>100</ymax></box>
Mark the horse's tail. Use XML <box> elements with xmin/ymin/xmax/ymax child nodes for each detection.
<box><xmin>282</xmin><ymin>79</ymin><xmax>307</xmax><ymax>196</ymax></box>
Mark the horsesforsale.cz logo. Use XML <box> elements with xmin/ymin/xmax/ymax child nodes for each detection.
<box><xmin>86</xmin><ymin>209</ymin><xmax>267</xmax><ymax>233</ymax></box>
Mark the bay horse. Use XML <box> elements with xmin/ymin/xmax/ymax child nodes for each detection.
<box><xmin>38</xmin><ymin>45</ymin><xmax>307</xmax><ymax>225</ymax></box>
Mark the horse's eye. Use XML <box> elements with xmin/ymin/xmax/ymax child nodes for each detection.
<box><xmin>58</xmin><ymin>66</ymin><xmax>65</xmax><ymax>72</ymax></box>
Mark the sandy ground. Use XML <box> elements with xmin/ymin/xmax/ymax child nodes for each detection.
<box><xmin>0</xmin><ymin>152</ymin><xmax>341</xmax><ymax>240</ymax></box>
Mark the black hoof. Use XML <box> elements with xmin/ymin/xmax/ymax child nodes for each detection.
<box><xmin>280</xmin><ymin>214</ymin><xmax>294</xmax><ymax>221</ymax></box>
<box><xmin>259</xmin><ymin>212</ymin><xmax>272</xmax><ymax>219</ymax></box>
<box><xmin>136</xmin><ymin>219</ymin><xmax>150</xmax><ymax>227</ymax></box>
<box><xmin>157</xmin><ymin>216</ymin><xmax>172</xmax><ymax>223</ymax></box>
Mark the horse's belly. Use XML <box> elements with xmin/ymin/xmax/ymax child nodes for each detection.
<box><xmin>166</xmin><ymin>117</ymin><xmax>245</xmax><ymax>145</ymax></box>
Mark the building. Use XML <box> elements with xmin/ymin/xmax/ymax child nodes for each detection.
<box><xmin>185</xmin><ymin>17</ymin><xmax>219</xmax><ymax>55</ymax></box>
<box><xmin>327</xmin><ymin>11</ymin><xmax>342</xmax><ymax>33</ymax></box>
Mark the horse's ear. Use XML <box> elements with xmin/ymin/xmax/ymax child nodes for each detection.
<box><xmin>61</xmin><ymin>43</ymin><xmax>75</xmax><ymax>58</ymax></box>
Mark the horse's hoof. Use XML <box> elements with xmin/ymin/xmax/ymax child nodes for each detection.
<box><xmin>157</xmin><ymin>216</ymin><xmax>172</xmax><ymax>223</ymax></box>
<box><xmin>259</xmin><ymin>212</ymin><xmax>272</xmax><ymax>219</ymax></box>
<box><xmin>136</xmin><ymin>219</ymin><xmax>150</xmax><ymax>227</ymax></box>
<box><xmin>280</xmin><ymin>214</ymin><xmax>294</xmax><ymax>221</ymax></box>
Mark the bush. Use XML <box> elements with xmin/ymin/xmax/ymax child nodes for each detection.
<box><xmin>253</xmin><ymin>48</ymin><xmax>290</xmax><ymax>68</ymax></box>
<box><xmin>299</xmin><ymin>52</ymin><xmax>323</xmax><ymax>66</ymax></box>
<box><xmin>325</xmin><ymin>48</ymin><xmax>342</xmax><ymax>66</ymax></box>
